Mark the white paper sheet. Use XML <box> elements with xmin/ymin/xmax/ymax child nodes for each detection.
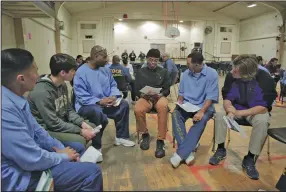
<box><xmin>113</xmin><ymin>97</ymin><xmax>123</xmax><ymax>107</ymax></box>
<box><xmin>223</xmin><ymin>116</ymin><xmax>247</xmax><ymax>138</ymax></box>
<box><xmin>140</xmin><ymin>86</ymin><xmax>162</xmax><ymax>95</ymax></box>
<box><xmin>93</xmin><ymin>124</ymin><xmax>103</xmax><ymax>134</ymax></box>
<box><xmin>80</xmin><ymin>146</ymin><xmax>102</xmax><ymax>163</ymax></box>
<box><xmin>176</xmin><ymin>102</ymin><xmax>201</xmax><ymax>113</ymax></box>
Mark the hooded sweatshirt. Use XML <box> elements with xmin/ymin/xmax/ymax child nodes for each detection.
<box><xmin>28</xmin><ymin>74</ymin><xmax>94</xmax><ymax>133</ymax></box>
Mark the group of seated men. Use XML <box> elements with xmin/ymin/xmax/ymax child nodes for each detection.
<box><xmin>1</xmin><ymin>44</ymin><xmax>281</xmax><ymax>191</ymax></box>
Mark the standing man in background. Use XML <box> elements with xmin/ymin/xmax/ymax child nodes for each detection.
<box><xmin>129</xmin><ymin>50</ymin><xmax>137</xmax><ymax>64</ymax></box>
<box><xmin>121</xmin><ymin>50</ymin><xmax>128</xmax><ymax>65</ymax></box>
<box><xmin>139</xmin><ymin>51</ymin><xmax>146</xmax><ymax>64</ymax></box>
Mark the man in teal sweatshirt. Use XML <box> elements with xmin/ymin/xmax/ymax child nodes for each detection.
<box><xmin>28</xmin><ymin>54</ymin><xmax>100</xmax><ymax>152</ymax></box>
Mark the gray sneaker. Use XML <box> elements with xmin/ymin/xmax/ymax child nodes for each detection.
<box><xmin>209</xmin><ymin>148</ymin><xmax>226</xmax><ymax>165</ymax></box>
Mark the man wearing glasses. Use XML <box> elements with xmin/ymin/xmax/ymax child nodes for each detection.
<box><xmin>134</xmin><ymin>49</ymin><xmax>170</xmax><ymax>158</ymax></box>
<box><xmin>73</xmin><ymin>45</ymin><xmax>135</xmax><ymax>161</ymax></box>
<box><xmin>170</xmin><ymin>52</ymin><xmax>219</xmax><ymax>168</ymax></box>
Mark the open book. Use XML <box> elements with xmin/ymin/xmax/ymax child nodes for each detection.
<box><xmin>176</xmin><ymin>102</ymin><xmax>201</xmax><ymax>113</ymax></box>
<box><xmin>140</xmin><ymin>86</ymin><xmax>162</xmax><ymax>95</ymax></box>
<box><xmin>223</xmin><ymin>116</ymin><xmax>247</xmax><ymax>138</ymax></box>
<box><xmin>80</xmin><ymin>146</ymin><xmax>102</xmax><ymax>163</ymax></box>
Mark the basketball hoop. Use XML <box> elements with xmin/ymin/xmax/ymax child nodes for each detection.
<box><xmin>165</xmin><ymin>26</ymin><xmax>180</xmax><ymax>38</ymax></box>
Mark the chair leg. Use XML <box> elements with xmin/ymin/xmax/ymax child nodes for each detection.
<box><xmin>267</xmin><ymin>136</ymin><xmax>270</xmax><ymax>155</ymax></box>
<box><xmin>212</xmin><ymin>120</ymin><xmax>216</xmax><ymax>152</ymax></box>
<box><xmin>228</xmin><ymin>128</ymin><xmax>231</xmax><ymax>142</ymax></box>
<box><xmin>137</xmin><ymin>131</ymin><xmax>140</xmax><ymax>144</ymax></box>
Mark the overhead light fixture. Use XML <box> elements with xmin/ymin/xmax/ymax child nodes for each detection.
<box><xmin>179</xmin><ymin>20</ymin><xmax>184</xmax><ymax>23</ymax></box>
<box><xmin>247</xmin><ymin>3</ymin><xmax>257</xmax><ymax>8</ymax></box>
<box><xmin>118</xmin><ymin>19</ymin><xmax>123</xmax><ymax>21</ymax></box>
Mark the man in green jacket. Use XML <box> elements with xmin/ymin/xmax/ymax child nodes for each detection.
<box><xmin>28</xmin><ymin>53</ymin><xmax>101</xmax><ymax>158</ymax></box>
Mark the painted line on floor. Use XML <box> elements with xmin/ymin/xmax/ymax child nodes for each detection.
<box><xmin>149</xmin><ymin>113</ymin><xmax>286</xmax><ymax>191</ymax></box>
<box><xmin>150</xmin><ymin>113</ymin><xmax>213</xmax><ymax>191</ymax></box>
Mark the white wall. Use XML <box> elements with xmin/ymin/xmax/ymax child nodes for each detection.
<box><xmin>1</xmin><ymin>14</ymin><xmax>16</xmax><ymax>50</ymax></box>
<box><xmin>239</xmin><ymin>12</ymin><xmax>283</xmax><ymax>64</ymax></box>
<box><xmin>70</xmin><ymin>2</ymin><xmax>239</xmax><ymax>60</ymax></box>
<box><xmin>58</xmin><ymin>6</ymin><xmax>72</xmax><ymax>55</ymax></box>
<box><xmin>114</xmin><ymin>20</ymin><xmax>194</xmax><ymax>58</ymax></box>
<box><xmin>22</xmin><ymin>18</ymin><xmax>56</xmax><ymax>75</ymax></box>
<box><xmin>18</xmin><ymin>6</ymin><xmax>73</xmax><ymax>75</ymax></box>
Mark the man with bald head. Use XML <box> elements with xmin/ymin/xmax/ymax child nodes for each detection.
<box><xmin>73</xmin><ymin>46</ymin><xmax>135</xmax><ymax>161</ymax></box>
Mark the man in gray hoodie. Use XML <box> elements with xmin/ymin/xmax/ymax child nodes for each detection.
<box><xmin>28</xmin><ymin>54</ymin><xmax>100</xmax><ymax>156</ymax></box>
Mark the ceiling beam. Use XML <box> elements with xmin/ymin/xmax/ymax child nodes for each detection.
<box><xmin>2</xmin><ymin>6</ymin><xmax>39</xmax><ymax>11</ymax></box>
<box><xmin>2</xmin><ymin>10</ymin><xmax>14</xmax><ymax>18</ymax></box>
<box><xmin>3</xmin><ymin>10</ymin><xmax>44</xmax><ymax>14</ymax></box>
<box><xmin>13</xmin><ymin>14</ymin><xmax>50</xmax><ymax>18</ymax></box>
<box><xmin>32</xmin><ymin>1</ymin><xmax>57</xmax><ymax>18</ymax></box>
<box><xmin>213</xmin><ymin>2</ymin><xmax>239</xmax><ymax>13</ymax></box>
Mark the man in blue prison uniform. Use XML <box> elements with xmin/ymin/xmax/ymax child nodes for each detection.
<box><xmin>1</xmin><ymin>48</ymin><xmax>103</xmax><ymax>191</ymax></box>
<box><xmin>73</xmin><ymin>45</ymin><xmax>135</xmax><ymax>157</ymax></box>
<box><xmin>170</xmin><ymin>52</ymin><xmax>219</xmax><ymax>168</ymax></box>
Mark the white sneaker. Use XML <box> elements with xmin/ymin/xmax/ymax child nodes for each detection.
<box><xmin>185</xmin><ymin>152</ymin><xmax>195</xmax><ymax>165</ymax></box>
<box><xmin>114</xmin><ymin>137</ymin><xmax>135</xmax><ymax>147</ymax></box>
<box><xmin>170</xmin><ymin>152</ymin><xmax>183</xmax><ymax>168</ymax></box>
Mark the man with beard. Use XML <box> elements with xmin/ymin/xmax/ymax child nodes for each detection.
<box><xmin>73</xmin><ymin>45</ymin><xmax>135</xmax><ymax>157</ymax></box>
<box><xmin>134</xmin><ymin>48</ymin><xmax>170</xmax><ymax>158</ymax></box>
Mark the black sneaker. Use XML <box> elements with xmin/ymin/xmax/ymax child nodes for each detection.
<box><xmin>140</xmin><ymin>133</ymin><xmax>150</xmax><ymax>150</ymax></box>
<box><xmin>209</xmin><ymin>148</ymin><xmax>227</xmax><ymax>165</ymax></box>
<box><xmin>155</xmin><ymin>140</ymin><xmax>165</xmax><ymax>158</ymax></box>
<box><xmin>242</xmin><ymin>155</ymin><xmax>259</xmax><ymax>180</ymax></box>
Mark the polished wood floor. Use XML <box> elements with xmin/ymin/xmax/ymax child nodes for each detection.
<box><xmin>98</xmin><ymin>76</ymin><xmax>286</xmax><ymax>191</ymax></box>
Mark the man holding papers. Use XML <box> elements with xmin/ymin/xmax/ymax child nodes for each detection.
<box><xmin>73</xmin><ymin>45</ymin><xmax>135</xmax><ymax>158</ymax></box>
<box><xmin>209</xmin><ymin>55</ymin><xmax>277</xmax><ymax>180</ymax></box>
<box><xmin>134</xmin><ymin>48</ymin><xmax>170</xmax><ymax>158</ymax></box>
<box><xmin>170</xmin><ymin>52</ymin><xmax>219</xmax><ymax>168</ymax></box>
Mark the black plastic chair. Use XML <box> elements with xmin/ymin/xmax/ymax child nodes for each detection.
<box><xmin>268</xmin><ymin>127</ymin><xmax>286</xmax><ymax>144</ymax></box>
<box><xmin>113</xmin><ymin>76</ymin><xmax>129</xmax><ymax>99</ymax></box>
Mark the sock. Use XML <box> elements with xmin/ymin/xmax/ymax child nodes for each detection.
<box><xmin>218</xmin><ymin>143</ymin><xmax>225</xmax><ymax>149</ymax></box>
<box><xmin>247</xmin><ymin>151</ymin><xmax>255</xmax><ymax>160</ymax></box>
